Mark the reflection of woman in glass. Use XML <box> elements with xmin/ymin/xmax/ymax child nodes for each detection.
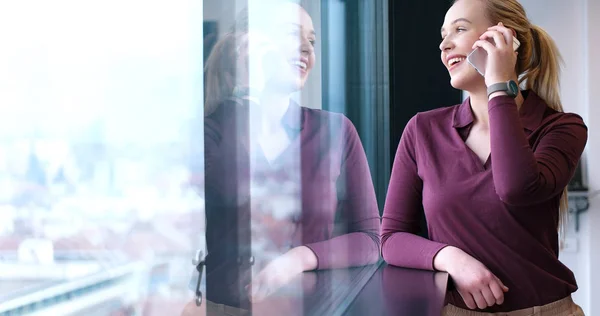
<box><xmin>191</xmin><ymin>1</ymin><xmax>380</xmax><ymax>314</ymax></box>
<box><xmin>382</xmin><ymin>0</ymin><xmax>586</xmax><ymax>315</ymax></box>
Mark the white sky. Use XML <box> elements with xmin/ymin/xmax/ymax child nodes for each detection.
<box><xmin>0</xmin><ymin>0</ymin><xmax>204</xmax><ymax>143</ymax></box>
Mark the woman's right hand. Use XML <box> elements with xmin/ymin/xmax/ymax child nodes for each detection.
<box><xmin>434</xmin><ymin>246</ymin><xmax>509</xmax><ymax>310</ymax></box>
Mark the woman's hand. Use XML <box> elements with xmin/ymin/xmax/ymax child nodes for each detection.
<box><xmin>248</xmin><ymin>246</ymin><xmax>317</xmax><ymax>302</ymax></box>
<box><xmin>434</xmin><ymin>246</ymin><xmax>509</xmax><ymax>310</ymax></box>
<box><xmin>472</xmin><ymin>22</ymin><xmax>519</xmax><ymax>87</ymax></box>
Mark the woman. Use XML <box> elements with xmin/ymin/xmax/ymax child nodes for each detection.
<box><xmin>381</xmin><ymin>0</ymin><xmax>587</xmax><ymax>315</ymax></box>
<box><xmin>186</xmin><ymin>1</ymin><xmax>380</xmax><ymax>314</ymax></box>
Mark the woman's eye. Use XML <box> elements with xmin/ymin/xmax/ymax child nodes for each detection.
<box><xmin>457</xmin><ymin>27</ymin><xmax>466</xmax><ymax>32</ymax></box>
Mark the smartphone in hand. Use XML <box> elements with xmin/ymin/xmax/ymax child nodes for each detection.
<box><xmin>467</xmin><ymin>36</ymin><xmax>521</xmax><ymax>76</ymax></box>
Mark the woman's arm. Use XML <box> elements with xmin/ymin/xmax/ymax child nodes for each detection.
<box><xmin>303</xmin><ymin>115</ymin><xmax>381</xmax><ymax>270</ymax></box>
<box><xmin>382</xmin><ymin>115</ymin><xmax>509</xmax><ymax>309</ymax></box>
<box><xmin>249</xmin><ymin>115</ymin><xmax>380</xmax><ymax>300</ymax></box>
<box><xmin>381</xmin><ymin>115</ymin><xmax>448</xmax><ymax>271</ymax></box>
<box><xmin>488</xmin><ymin>96</ymin><xmax>588</xmax><ymax>205</ymax></box>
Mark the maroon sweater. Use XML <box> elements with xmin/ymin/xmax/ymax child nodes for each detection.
<box><xmin>381</xmin><ymin>91</ymin><xmax>587</xmax><ymax>312</ymax></box>
<box><xmin>204</xmin><ymin>99</ymin><xmax>380</xmax><ymax>306</ymax></box>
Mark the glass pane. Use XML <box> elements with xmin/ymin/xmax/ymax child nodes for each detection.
<box><xmin>199</xmin><ymin>0</ymin><xmax>387</xmax><ymax>315</ymax></box>
<box><xmin>0</xmin><ymin>0</ymin><xmax>204</xmax><ymax>315</ymax></box>
<box><xmin>1</xmin><ymin>0</ymin><xmax>389</xmax><ymax>315</ymax></box>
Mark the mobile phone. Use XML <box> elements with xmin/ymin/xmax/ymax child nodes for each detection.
<box><xmin>467</xmin><ymin>36</ymin><xmax>521</xmax><ymax>76</ymax></box>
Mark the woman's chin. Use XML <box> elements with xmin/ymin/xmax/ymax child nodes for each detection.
<box><xmin>273</xmin><ymin>76</ymin><xmax>306</xmax><ymax>94</ymax></box>
<box><xmin>295</xmin><ymin>79</ymin><xmax>307</xmax><ymax>91</ymax></box>
<box><xmin>450</xmin><ymin>73</ymin><xmax>483</xmax><ymax>92</ymax></box>
<box><xmin>449</xmin><ymin>76</ymin><xmax>465</xmax><ymax>90</ymax></box>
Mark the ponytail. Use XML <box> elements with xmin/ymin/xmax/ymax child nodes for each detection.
<box><xmin>204</xmin><ymin>32</ymin><xmax>241</xmax><ymax>117</ymax></box>
<box><xmin>520</xmin><ymin>25</ymin><xmax>568</xmax><ymax>234</ymax></box>
<box><xmin>520</xmin><ymin>25</ymin><xmax>564</xmax><ymax>113</ymax></box>
<box><xmin>454</xmin><ymin>0</ymin><xmax>570</xmax><ymax>233</ymax></box>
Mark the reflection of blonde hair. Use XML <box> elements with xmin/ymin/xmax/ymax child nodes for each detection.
<box><xmin>203</xmin><ymin>2</ymin><xmax>281</xmax><ymax>117</ymax></box>
<box><xmin>204</xmin><ymin>1</ymin><xmax>308</xmax><ymax>117</ymax></box>
<box><xmin>204</xmin><ymin>32</ymin><xmax>244</xmax><ymax>117</ymax></box>
<box><xmin>456</xmin><ymin>0</ymin><xmax>568</xmax><ymax>232</ymax></box>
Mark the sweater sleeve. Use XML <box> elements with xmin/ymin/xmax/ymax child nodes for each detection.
<box><xmin>488</xmin><ymin>96</ymin><xmax>588</xmax><ymax>206</ymax></box>
<box><xmin>304</xmin><ymin>116</ymin><xmax>381</xmax><ymax>269</ymax></box>
<box><xmin>381</xmin><ymin>115</ymin><xmax>448</xmax><ymax>271</ymax></box>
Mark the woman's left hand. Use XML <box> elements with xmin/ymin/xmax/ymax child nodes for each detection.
<box><xmin>472</xmin><ymin>22</ymin><xmax>518</xmax><ymax>87</ymax></box>
<box><xmin>248</xmin><ymin>246</ymin><xmax>317</xmax><ymax>302</ymax></box>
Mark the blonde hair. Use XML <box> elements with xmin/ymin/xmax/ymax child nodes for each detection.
<box><xmin>204</xmin><ymin>1</ymin><xmax>298</xmax><ymax>117</ymax></box>
<box><xmin>455</xmin><ymin>0</ymin><xmax>568</xmax><ymax>232</ymax></box>
<box><xmin>204</xmin><ymin>32</ymin><xmax>245</xmax><ymax>117</ymax></box>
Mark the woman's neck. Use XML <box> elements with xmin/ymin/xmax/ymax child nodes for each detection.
<box><xmin>255</xmin><ymin>92</ymin><xmax>291</xmax><ymax>136</ymax></box>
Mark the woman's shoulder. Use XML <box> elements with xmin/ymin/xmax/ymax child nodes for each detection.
<box><xmin>300</xmin><ymin>105</ymin><xmax>345</xmax><ymax>120</ymax></box>
<box><xmin>404</xmin><ymin>104</ymin><xmax>462</xmax><ymax>132</ymax></box>
<box><xmin>543</xmin><ymin>108</ymin><xmax>586</xmax><ymax>125</ymax></box>
<box><xmin>205</xmin><ymin>98</ymin><xmax>244</xmax><ymax>122</ymax></box>
<box><xmin>540</xmin><ymin>106</ymin><xmax>587</xmax><ymax>131</ymax></box>
<box><xmin>524</xmin><ymin>91</ymin><xmax>586</xmax><ymax>128</ymax></box>
<box><xmin>300</xmin><ymin>105</ymin><xmax>353</xmax><ymax>130</ymax></box>
<box><xmin>415</xmin><ymin>104</ymin><xmax>459</xmax><ymax>120</ymax></box>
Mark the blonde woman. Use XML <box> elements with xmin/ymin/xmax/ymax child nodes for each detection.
<box><xmin>381</xmin><ymin>0</ymin><xmax>587</xmax><ymax>315</ymax></box>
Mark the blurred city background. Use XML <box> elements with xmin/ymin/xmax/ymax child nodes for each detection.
<box><xmin>0</xmin><ymin>0</ymin><xmax>205</xmax><ymax>314</ymax></box>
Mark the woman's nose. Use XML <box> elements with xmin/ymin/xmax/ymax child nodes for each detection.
<box><xmin>439</xmin><ymin>37</ymin><xmax>454</xmax><ymax>52</ymax></box>
<box><xmin>300</xmin><ymin>37</ymin><xmax>314</xmax><ymax>54</ymax></box>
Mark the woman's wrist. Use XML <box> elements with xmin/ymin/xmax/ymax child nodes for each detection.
<box><xmin>488</xmin><ymin>91</ymin><xmax>509</xmax><ymax>100</ymax></box>
<box><xmin>290</xmin><ymin>246</ymin><xmax>318</xmax><ymax>272</ymax></box>
<box><xmin>433</xmin><ymin>246</ymin><xmax>462</xmax><ymax>273</ymax></box>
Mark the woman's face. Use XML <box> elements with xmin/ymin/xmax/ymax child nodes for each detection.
<box><xmin>266</xmin><ymin>3</ymin><xmax>317</xmax><ymax>92</ymax></box>
<box><xmin>439</xmin><ymin>0</ymin><xmax>491</xmax><ymax>90</ymax></box>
